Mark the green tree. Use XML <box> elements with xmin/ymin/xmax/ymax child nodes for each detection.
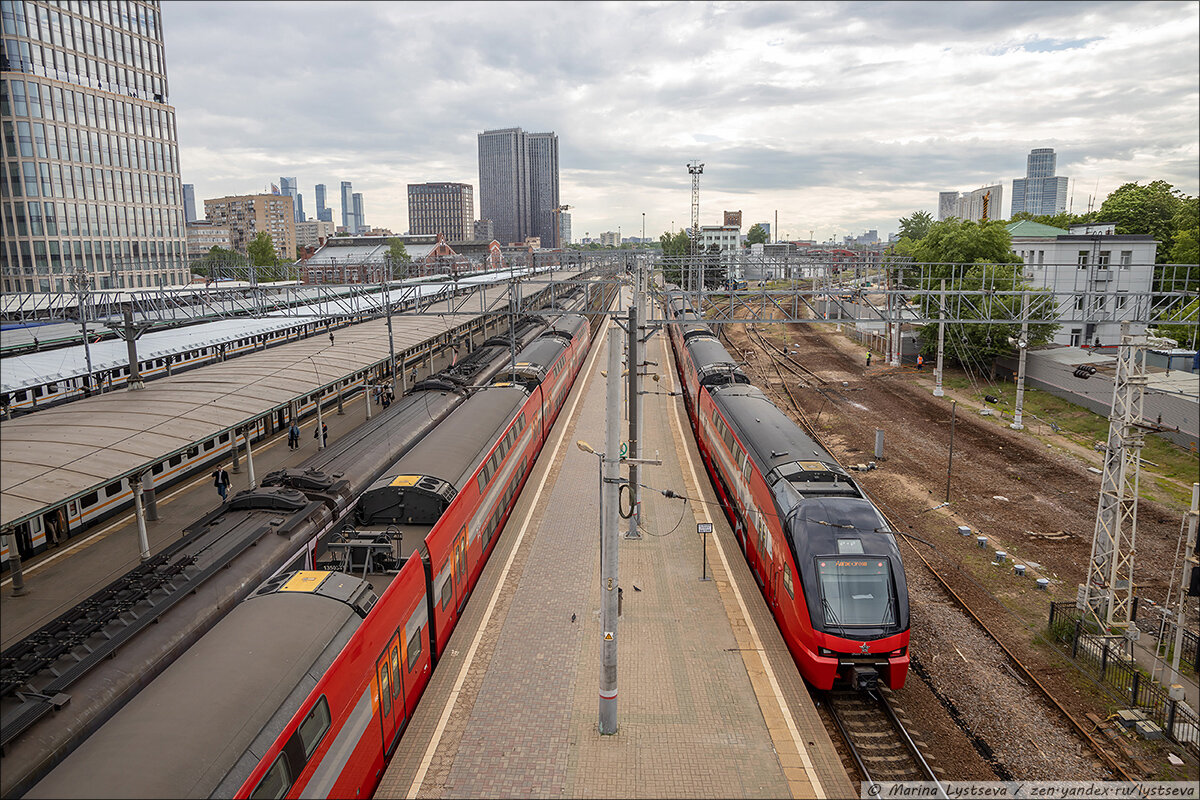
<box><xmin>897</xmin><ymin>210</ymin><xmax>934</xmax><ymax>241</ymax></box>
<box><xmin>190</xmin><ymin>245</ymin><xmax>247</xmax><ymax>279</ymax></box>
<box><xmin>1098</xmin><ymin>180</ymin><xmax>1192</xmax><ymax>263</ymax></box>
<box><xmin>659</xmin><ymin>229</ymin><xmax>690</xmax><ymax>256</ymax></box>
<box><xmin>1150</xmin><ymin>297</ymin><xmax>1199</xmax><ymax>350</ymax></box>
<box><xmin>746</xmin><ymin>223</ymin><xmax>769</xmax><ymax>246</ymax></box>
<box><xmin>386</xmin><ymin>237</ymin><xmax>412</xmax><ymax>278</ymax></box>
<box><xmin>247</xmin><ymin>232</ymin><xmax>279</xmax><ymax>267</ymax></box>
<box><xmin>903</xmin><ymin>219</ymin><xmax>1056</xmax><ymax>367</ymax></box>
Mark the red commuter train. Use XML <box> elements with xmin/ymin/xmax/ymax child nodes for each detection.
<box><xmin>665</xmin><ymin>292</ymin><xmax>909</xmax><ymax>691</ymax></box>
<box><xmin>27</xmin><ymin>302</ymin><xmax>606</xmax><ymax>800</ymax></box>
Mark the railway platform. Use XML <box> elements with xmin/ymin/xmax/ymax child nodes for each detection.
<box><xmin>0</xmin><ymin>387</ymin><xmax>375</xmax><ymax>650</ymax></box>
<box><xmin>375</xmin><ymin>313</ymin><xmax>853</xmax><ymax>799</ymax></box>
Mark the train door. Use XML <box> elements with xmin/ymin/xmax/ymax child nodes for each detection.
<box><xmin>375</xmin><ymin>632</ymin><xmax>406</xmax><ymax>756</ymax></box>
<box><xmin>453</xmin><ymin>526</ymin><xmax>469</xmax><ymax>615</ymax></box>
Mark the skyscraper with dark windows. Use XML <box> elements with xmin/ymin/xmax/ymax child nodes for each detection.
<box><xmin>477</xmin><ymin>127</ymin><xmax>561</xmax><ymax>247</ymax></box>
<box><xmin>351</xmin><ymin>192</ymin><xmax>364</xmax><ymax>234</ymax></box>
<box><xmin>1</xmin><ymin>0</ymin><xmax>188</xmax><ymax>292</ymax></box>
<box><xmin>182</xmin><ymin>183</ymin><xmax>197</xmax><ymax>222</ymax></box>
<box><xmin>1011</xmin><ymin>148</ymin><xmax>1069</xmax><ymax>217</ymax></box>
<box><xmin>279</xmin><ymin>176</ymin><xmax>303</xmax><ymax>222</ymax></box>
<box><xmin>340</xmin><ymin>181</ymin><xmax>354</xmax><ymax>233</ymax></box>
<box><xmin>315</xmin><ymin>183</ymin><xmax>332</xmax><ymax>223</ymax></box>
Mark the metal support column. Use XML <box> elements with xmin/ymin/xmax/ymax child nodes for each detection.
<box><xmin>142</xmin><ymin>468</ymin><xmax>158</xmax><ymax>521</ymax></box>
<box><xmin>934</xmin><ymin>278</ymin><xmax>946</xmax><ymax>397</ymax></box>
<box><xmin>599</xmin><ymin>327</ymin><xmax>622</xmax><ymax>735</ymax></box>
<box><xmin>3</xmin><ymin>532</ymin><xmax>27</xmax><ymax>596</ymax></box>
<box><xmin>244</xmin><ymin>425</ymin><xmax>257</xmax><ymax>489</ymax></box>
<box><xmin>132</xmin><ymin>474</ymin><xmax>150</xmax><ymax>562</ymax></box>
<box><xmin>625</xmin><ymin>300</ymin><xmax>641</xmax><ymax>539</ymax></box>
<box><xmin>1011</xmin><ymin>291</ymin><xmax>1031</xmax><ymax>430</ymax></box>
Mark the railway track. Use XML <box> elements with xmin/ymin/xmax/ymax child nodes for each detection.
<box><xmin>821</xmin><ymin>689</ymin><xmax>945</xmax><ymax>794</ymax></box>
<box><xmin>734</xmin><ymin>315</ymin><xmax>1138</xmax><ymax>782</ymax></box>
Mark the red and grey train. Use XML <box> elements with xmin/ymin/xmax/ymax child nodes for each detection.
<box><xmin>665</xmin><ymin>292</ymin><xmax>909</xmax><ymax>691</ymax></box>
<box><xmin>27</xmin><ymin>299</ymin><xmax>605</xmax><ymax>799</ymax></box>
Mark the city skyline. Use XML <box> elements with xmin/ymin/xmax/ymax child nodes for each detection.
<box><xmin>165</xmin><ymin>2</ymin><xmax>1198</xmax><ymax>243</ymax></box>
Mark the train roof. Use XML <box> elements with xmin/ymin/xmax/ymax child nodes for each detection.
<box><xmin>686</xmin><ymin>336</ymin><xmax>747</xmax><ymax>381</ymax></box>
<box><xmin>363</xmin><ymin>384</ymin><xmax>529</xmax><ymax>498</ymax></box>
<box><xmin>27</xmin><ymin>578</ymin><xmax>366</xmax><ymax>799</ymax></box>
<box><xmin>710</xmin><ymin>384</ymin><xmax>839</xmax><ymax>478</ymax></box>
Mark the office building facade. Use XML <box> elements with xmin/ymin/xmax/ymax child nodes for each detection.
<box><xmin>203</xmin><ymin>193</ymin><xmax>295</xmax><ymax>261</ymax></box>
<box><xmin>351</xmin><ymin>192</ymin><xmax>363</xmax><ymax>234</ymax></box>
<box><xmin>1011</xmin><ymin>147</ymin><xmax>1069</xmax><ymax>217</ymax></box>
<box><xmin>314</xmin><ymin>183</ymin><xmax>332</xmax><ymax>223</ymax></box>
<box><xmin>474</xmin><ymin>218</ymin><xmax>494</xmax><ymax>241</ymax></box>
<box><xmin>296</xmin><ymin>218</ymin><xmax>335</xmax><ymax>249</ymax></box>
<box><xmin>478</xmin><ymin>126</ymin><xmax>561</xmax><ymax>247</ymax></box>
<box><xmin>1</xmin><ymin>0</ymin><xmax>188</xmax><ymax>292</ymax></box>
<box><xmin>558</xmin><ymin>211</ymin><xmax>571</xmax><ymax>247</ymax></box>
<box><xmin>340</xmin><ymin>180</ymin><xmax>354</xmax><ymax>233</ymax></box>
<box><xmin>182</xmin><ymin>182</ymin><xmax>196</xmax><ymax>222</ymax></box>
<box><xmin>407</xmin><ymin>182</ymin><xmax>473</xmax><ymax>241</ymax></box>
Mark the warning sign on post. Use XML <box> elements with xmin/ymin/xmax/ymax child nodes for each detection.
<box><xmin>604</xmin><ymin>632</ymin><xmax>614</xmax><ymax>640</ymax></box>
<box><xmin>697</xmin><ymin>522</ymin><xmax>713</xmax><ymax>534</ymax></box>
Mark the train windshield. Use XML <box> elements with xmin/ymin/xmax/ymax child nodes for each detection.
<box><xmin>814</xmin><ymin>557</ymin><xmax>896</xmax><ymax>628</ymax></box>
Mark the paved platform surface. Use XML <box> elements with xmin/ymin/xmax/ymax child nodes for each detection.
<box><xmin>376</xmin><ymin>312</ymin><xmax>853</xmax><ymax>799</ymax></box>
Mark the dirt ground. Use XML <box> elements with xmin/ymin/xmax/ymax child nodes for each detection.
<box><xmin>720</xmin><ymin>316</ymin><xmax>1198</xmax><ymax>782</ymax></box>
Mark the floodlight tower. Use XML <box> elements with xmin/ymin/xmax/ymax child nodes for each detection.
<box><xmin>688</xmin><ymin>161</ymin><xmax>703</xmax><ymax>255</ymax></box>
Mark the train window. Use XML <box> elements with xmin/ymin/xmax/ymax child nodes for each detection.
<box><xmin>249</xmin><ymin>754</ymin><xmax>291</xmax><ymax>800</ymax></box>
<box><xmin>407</xmin><ymin>627</ymin><xmax>423</xmax><ymax>670</ymax></box>
<box><xmin>16</xmin><ymin>390</ymin><xmax>27</xmax><ymax>401</ymax></box>
<box><xmin>81</xmin><ymin>491</ymin><xmax>98</xmax><ymax>508</ymax></box>
<box><xmin>152</xmin><ymin>463</ymin><xmax>163</xmax><ymax>475</ymax></box>
<box><xmin>378</xmin><ymin>663</ymin><xmax>392</xmax><ymax>717</ymax></box>
<box><xmin>47</xmin><ymin>383</ymin><xmax>58</xmax><ymax>393</ymax></box>
<box><xmin>391</xmin><ymin>647</ymin><xmax>401</xmax><ymax>699</ymax></box>
<box><xmin>104</xmin><ymin>481</ymin><xmax>121</xmax><ymax>497</ymax></box>
<box><xmin>440</xmin><ymin>572</ymin><xmax>454</xmax><ymax>610</ymax></box>
<box><xmin>220</xmin><ymin>433</ymin><xmax>230</xmax><ymax>443</ymax></box>
<box><xmin>34</xmin><ymin>387</ymin><xmax>43</xmax><ymax>398</ymax></box>
<box><xmin>203</xmin><ymin>440</ymin><xmax>214</xmax><ymax>451</ymax></box>
<box><xmin>296</xmin><ymin>696</ymin><xmax>330</xmax><ymax>759</ymax></box>
<box><xmin>783</xmin><ymin>565</ymin><xmax>794</xmax><ymax>597</ymax></box>
<box><xmin>187</xmin><ymin>446</ymin><xmax>199</xmax><ymax>458</ymax></box>
<box><xmin>837</xmin><ymin>539</ymin><xmax>864</xmax><ymax>555</ymax></box>
<box><xmin>168</xmin><ymin>454</ymin><xmax>182</xmax><ymax>468</ymax></box>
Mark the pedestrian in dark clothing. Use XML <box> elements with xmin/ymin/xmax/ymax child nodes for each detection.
<box><xmin>866</xmin><ymin>351</ymin><xmax>872</xmax><ymax>367</ymax></box>
<box><xmin>212</xmin><ymin>466</ymin><xmax>231</xmax><ymax>500</ymax></box>
<box><xmin>288</xmin><ymin>422</ymin><xmax>300</xmax><ymax>450</ymax></box>
<box><xmin>409</xmin><ymin>367</ymin><xmax>418</xmax><ymax>386</ymax></box>
<box><xmin>329</xmin><ymin>332</ymin><xmax>335</xmax><ymax>346</ymax></box>
<box><xmin>314</xmin><ymin>422</ymin><xmax>328</xmax><ymax>446</ymax></box>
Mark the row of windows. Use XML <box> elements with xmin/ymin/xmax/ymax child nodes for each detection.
<box><xmin>1072</xmin><ymin>292</ymin><xmax>1129</xmax><ymax>312</ymax></box>
<box><xmin>2</xmin><ymin>36</ymin><xmax>166</xmax><ymax>103</ymax></box>
<box><xmin>2</xmin><ymin>159</ymin><xmax>181</xmax><ymax>222</ymax></box>
<box><xmin>3</xmin><ymin>198</ymin><xmax>184</xmax><ymax>240</ymax></box>
<box><xmin>1017</xmin><ymin>249</ymin><xmax>1135</xmax><ymax>267</ymax></box>
<box><xmin>2</xmin><ymin>270</ymin><xmax>182</xmax><ymax>292</ymax></box>
<box><xmin>3</xmin><ymin>0</ymin><xmax>161</xmax><ymax>44</ymax></box>
<box><xmin>3</xmin><ymin>120</ymin><xmax>177</xmax><ymax>178</ymax></box>
<box><xmin>476</xmin><ymin>413</ymin><xmax>527</xmax><ymax>495</ymax></box>
<box><xmin>4</xmin><ymin>77</ymin><xmax>174</xmax><ymax>142</ymax></box>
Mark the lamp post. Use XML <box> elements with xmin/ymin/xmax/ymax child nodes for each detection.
<box><xmin>641</xmin><ymin>212</ymin><xmax>645</xmax><ymax>247</ymax></box>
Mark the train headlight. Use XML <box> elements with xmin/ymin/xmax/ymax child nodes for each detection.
<box><xmin>889</xmin><ymin>647</ymin><xmax>907</xmax><ymax>657</ymax></box>
<box><xmin>818</xmin><ymin>647</ymin><xmax>835</xmax><ymax>656</ymax></box>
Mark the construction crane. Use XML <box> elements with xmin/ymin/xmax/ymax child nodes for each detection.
<box><xmin>551</xmin><ymin>205</ymin><xmax>571</xmax><ymax>249</ymax></box>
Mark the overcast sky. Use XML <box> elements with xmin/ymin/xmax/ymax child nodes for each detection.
<box><xmin>164</xmin><ymin>1</ymin><xmax>1199</xmax><ymax>243</ymax></box>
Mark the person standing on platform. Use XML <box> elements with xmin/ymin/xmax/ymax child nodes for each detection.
<box><xmin>409</xmin><ymin>367</ymin><xmax>418</xmax><ymax>386</ymax></box>
<box><xmin>314</xmin><ymin>422</ymin><xmax>328</xmax><ymax>446</ymax></box>
<box><xmin>288</xmin><ymin>422</ymin><xmax>300</xmax><ymax>450</ymax></box>
<box><xmin>212</xmin><ymin>465</ymin><xmax>231</xmax><ymax>500</ymax></box>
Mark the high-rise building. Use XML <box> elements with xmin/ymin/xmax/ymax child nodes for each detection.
<box><xmin>526</xmin><ymin>131</ymin><xmax>559</xmax><ymax>248</ymax></box>
<box><xmin>203</xmin><ymin>194</ymin><xmax>296</xmax><ymax>261</ymax></box>
<box><xmin>315</xmin><ymin>183</ymin><xmax>333</xmax><ymax>223</ymax></box>
<box><xmin>340</xmin><ymin>181</ymin><xmax>354</xmax><ymax>233</ymax></box>
<box><xmin>558</xmin><ymin>212</ymin><xmax>571</xmax><ymax>247</ymax></box>
<box><xmin>407</xmin><ymin>182</ymin><xmax>474</xmax><ymax>241</ymax></box>
<box><xmin>1011</xmin><ymin>147</ymin><xmax>1069</xmax><ymax>217</ymax></box>
<box><xmin>351</xmin><ymin>193</ymin><xmax>364</xmax><ymax>235</ymax></box>
<box><xmin>937</xmin><ymin>185</ymin><xmax>1005</xmax><ymax>223</ymax></box>
<box><xmin>478</xmin><ymin>128</ymin><xmax>529</xmax><ymax>245</ymax></box>
<box><xmin>477</xmin><ymin>127</ymin><xmax>562</xmax><ymax>247</ymax></box>
<box><xmin>1</xmin><ymin>0</ymin><xmax>188</xmax><ymax>292</ymax></box>
<box><xmin>183</xmin><ymin>184</ymin><xmax>197</xmax><ymax>222</ymax></box>
<box><xmin>279</xmin><ymin>177</ymin><xmax>305</xmax><ymax>223</ymax></box>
